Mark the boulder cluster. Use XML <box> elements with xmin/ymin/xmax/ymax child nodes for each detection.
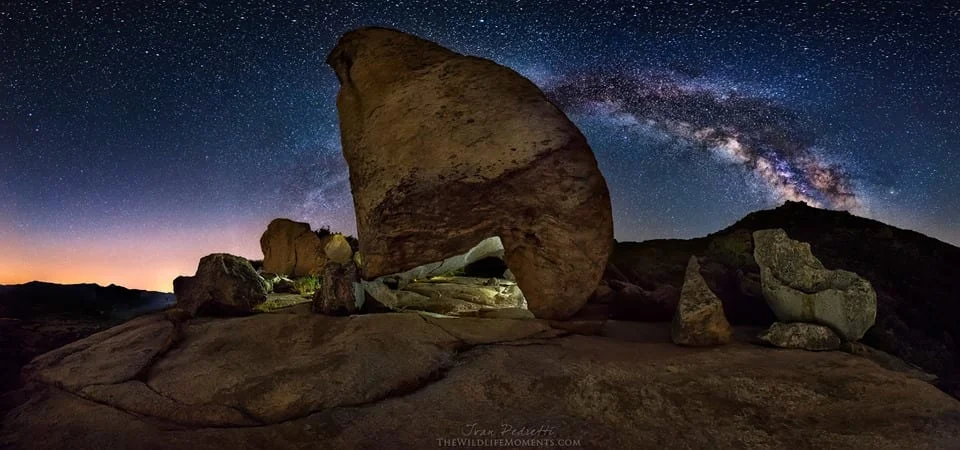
<box><xmin>170</xmin><ymin>29</ymin><xmax>879</xmax><ymax>356</ymax></box>
<box><xmin>663</xmin><ymin>228</ymin><xmax>877</xmax><ymax>350</ymax></box>
<box><xmin>175</xmin><ymin>27</ymin><xmax>617</xmax><ymax>322</ymax></box>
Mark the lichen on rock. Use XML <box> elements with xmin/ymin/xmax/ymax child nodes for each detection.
<box><xmin>670</xmin><ymin>255</ymin><xmax>733</xmax><ymax>346</ymax></box>
<box><xmin>753</xmin><ymin>228</ymin><xmax>877</xmax><ymax>341</ymax></box>
<box><xmin>759</xmin><ymin>322</ymin><xmax>842</xmax><ymax>351</ymax></box>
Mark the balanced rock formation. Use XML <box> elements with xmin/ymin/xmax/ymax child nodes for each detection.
<box><xmin>326</xmin><ymin>28</ymin><xmax>613</xmax><ymax>319</ymax></box>
<box><xmin>671</xmin><ymin>256</ymin><xmax>732</xmax><ymax>346</ymax></box>
<box><xmin>760</xmin><ymin>322</ymin><xmax>842</xmax><ymax>351</ymax></box>
<box><xmin>260</xmin><ymin>219</ymin><xmax>327</xmax><ymax>277</ymax></box>
<box><xmin>172</xmin><ymin>253</ymin><xmax>267</xmax><ymax>316</ymax></box>
<box><xmin>753</xmin><ymin>229</ymin><xmax>877</xmax><ymax>341</ymax></box>
<box><xmin>324</xmin><ymin>234</ymin><xmax>354</xmax><ymax>265</ymax></box>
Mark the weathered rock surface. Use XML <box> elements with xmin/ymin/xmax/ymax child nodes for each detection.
<box><xmin>255</xmin><ymin>293</ymin><xmax>311</xmax><ymax>312</ymax></box>
<box><xmin>759</xmin><ymin>322</ymin><xmax>842</xmax><ymax>351</ymax></box>
<box><xmin>313</xmin><ymin>261</ymin><xmax>360</xmax><ymax>316</ymax></box>
<box><xmin>327</xmin><ymin>27</ymin><xmax>613</xmax><ymax>319</ymax></box>
<box><xmin>670</xmin><ymin>256</ymin><xmax>732</xmax><ymax>346</ymax></box>
<box><xmin>173</xmin><ymin>254</ymin><xmax>267</xmax><ymax>316</ymax></box>
<box><xmin>477</xmin><ymin>307</ymin><xmax>535</xmax><ymax>320</ymax></box>
<box><xmin>260</xmin><ymin>218</ymin><xmax>328</xmax><ymax>277</ymax></box>
<box><xmin>363</xmin><ymin>276</ymin><xmax>527</xmax><ymax>317</ymax></box>
<box><xmin>4</xmin><ymin>312</ymin><xmax>960</xmax><ymax>449</ymax></box>
<box><xmin>753</xmin><ymin>229</ymin><xmax>877</xmax><ymax>341</ymax></box>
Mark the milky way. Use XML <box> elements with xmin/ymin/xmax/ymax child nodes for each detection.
<box><xmin>546</xmin><ymin>70</ymin><xmax>862</xmax><ymax>211</ymax></box>
<box><xmin>1</xmin><ymin>0</ymin><xmax>958</xmax><ymax>291</ymax></box>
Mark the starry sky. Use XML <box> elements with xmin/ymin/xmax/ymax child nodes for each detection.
<box><xmin>2</xmin><ymin>0</ymin><xmax>958</xmax><ymax>291</ymax></box>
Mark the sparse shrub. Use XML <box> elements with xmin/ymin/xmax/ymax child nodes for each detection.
<box><xmin>314</xmin><ymin>226</ymin><xmax>332</xmax><ymax>240</ymax></box>
<box><xmin>311</xmin><ymin>223</ymin><xmax>359</xmax><ymax>252</ymax></box>
<box><xmin>295</xmin><ymin>276</ymin><xmax>321</xmax><ymax>296</ymax></box>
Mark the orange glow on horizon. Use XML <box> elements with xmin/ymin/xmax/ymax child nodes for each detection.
<box><xmin>0</xmin><ymin>222</ymin><xmax>266</xmax><ymax>293</ymax></box>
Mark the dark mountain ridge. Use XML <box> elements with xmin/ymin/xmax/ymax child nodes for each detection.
<box><xmin>0</xmin><ymin>281</ymin><xmax>174</xmax><ymax>409</ymax></box>
<box><xmin>0</xmin><ymin>281</ymin><xmax>174</xmax><ymax>321</ymax></box>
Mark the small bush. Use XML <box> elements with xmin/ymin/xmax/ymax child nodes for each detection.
<box><xmin>249</xmin><ymin>259</ymin><xmax>264</xmax><ymax>271</ymax></box>
<box><xmin>295</xmin><ymin>276</ymin><xmax>321</xmax><ymax>296</ymax></box>
<box><xmin>315</xmin><ymin>226</ymin><xmax>332</xmax><ymax>240</ymax></box>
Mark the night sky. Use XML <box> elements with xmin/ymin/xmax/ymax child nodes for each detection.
<box><xmin>2</xmin><ymin>1</ymin><xmax>958</xmax><ymax>291</ymax></box>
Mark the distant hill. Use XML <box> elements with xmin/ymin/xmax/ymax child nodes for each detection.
<box><xmin>0</xmin><ymin>281</ymin><xmax>174</xmax><ymax>321</ymax></box>
<box><xmin>0</xmin><ymin>281</ymin><xmax>174</xmax><ymax>408</ymax></box>
<box><xmin>605</xmin><ymin>201</ymin><xmax>960</xmax><ymax>398</ymax></box>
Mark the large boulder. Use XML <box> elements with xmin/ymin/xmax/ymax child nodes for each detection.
<box><xmin>753</xmin><ymin>229</ymin><xmax>877</xmax><ymax>341</ymax></box>
<box><xmin>670</xmin><ymin>256</ymin><xmax>732</xmax><ymax>346</ymax></box>
<box><xmin>173</xmin><ymin>254</ymin><xmax>267</xmax><ymax>316</ymax></box>
<box><xmin>259</xmin><ymin>219</ymin><xmax>327</xmax><ymax>277</ymax></box>
<box><xmin>324</xmin><ymin>234</ymin><xmax>354</xmax><ymax>265</ymax></box>
<box><xmin>326</xmin><ymin>28</ymin><xmax>614</xmax><ymax>319</ymax></box>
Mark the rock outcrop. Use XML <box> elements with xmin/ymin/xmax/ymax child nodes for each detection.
<box><xmin>753</xmin><ymin>229</ymin><xmax>877</xmax><ymax>341</ymax></box>
<box><xmin>260</xmin><ymin>219</ymin><xmax>328</xmax><ymax>277</ymax></box>
<box><xmin>602</xmin><ymin>201</ymin><xmax>960</xmax><ymax>400</ymax></box>
<box><xmin>327</xmin><ymin>28</ymin><xmax>613</xmax><ymax>319</ymax></box>
<box><xmin>313</xmin><ymin>261</ymin><xmax>360</xmax><ymax>316</ymax></box>
<box><xmin>670</xmin><ymin>256</ymin><xmax>732</xmax><ymax>346</ymax></box>
<box><xmin>4</xmin><ymin>311</ymin><xmax>960</xmax><ymax>449</ymax></box>
<box><xmin>759</xmin><ymin>322</ymin><xmax>842</xmax><ymax>351</ymax></box>
<box><xmin>173</xmin><ymin>254</ymin><xmax>267</xmax><ymax>316</ymax></box>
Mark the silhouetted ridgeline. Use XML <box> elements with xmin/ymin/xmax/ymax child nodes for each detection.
<box><xmin>0</xmin><ymin>281</ymin><xmax>174</xmax><ymax>407</ymax></box>
<box><xmin>0</xmin><ymin>281</ymin><xmax>174</xmax><ymax>321</ymax></box>
<box><xmin>605</xmin><ymin>201</ymin><xmax>960</xmax><ymax>397</ymax></box>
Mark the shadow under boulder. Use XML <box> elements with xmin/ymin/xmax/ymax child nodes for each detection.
<box><xmin>359</xmin><ymin>237</ymin><xmax>530</xmax><ymax>318</ymax></box>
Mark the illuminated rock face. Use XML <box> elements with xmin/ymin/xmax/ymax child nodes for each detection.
<box><xmin>173</xmin><ymin>253</ymin><xmax>267</xmax><ymax>316</ymax></box>
<box><xmin>259</xmin><ymin>219</ymin><xmax>327</xmax><ymax>277</ymax></box>
<box><xmin>327</xmin><ymin>28</ymin><xmax>614</xmax><ymax>319</ymax></box>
